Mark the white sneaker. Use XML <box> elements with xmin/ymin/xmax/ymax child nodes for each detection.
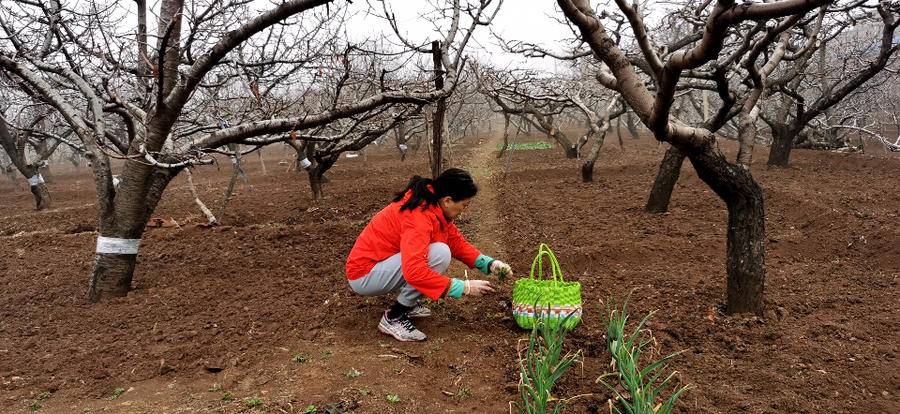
<box><xmin>378</xmin><ymin>311</ymin><xmax>427</xmax><ymax>342</ymax></box>
<box><xmin>407</xmin><ymin>304</ymin><xmax>432</xmax><ymax>318</ymax></box>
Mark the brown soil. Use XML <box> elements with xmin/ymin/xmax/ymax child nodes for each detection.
<box><xmin>0</xmin><ymin>135</ymin><xmax>897</xmax><ymax>413</ymax></box>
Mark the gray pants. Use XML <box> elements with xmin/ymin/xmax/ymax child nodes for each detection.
<box><xmin>349</xmin><ymin>242</ymin><xmax>451</xmax><ymax>306</ymax></box>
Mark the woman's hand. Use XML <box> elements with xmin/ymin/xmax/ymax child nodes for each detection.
<box><xmin>463</xmin><ymin>279</ymin><xmax>495</xmax><ymax>296</ymax></box>
<box><xmin>490</xmin><ymin>260</ymin><xmax>513</xmax><ymax>279</ymax></box>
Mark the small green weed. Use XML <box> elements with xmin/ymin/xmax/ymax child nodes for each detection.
<box><xmin>386</xmin><ymin>394</ymin><xmax>400</xmax><ymax>404</ymax></box>
<box><xmin>496</xmin><ymin>267</ymin><xmax>510</xmax><ymax>282</ymax></box>
<box><xmin>108</xmin><ymin>388</ymin><xmax>125</xmax><ymax>400</ymax></box>
<box><xmin>243</xmin><ymin>396</ymin><xmax>262</xmax><ymax>407</ymax></box>
<box><xmin>303</xmin><ymin>404</ymin><xmax>317</xmax><ymax>413</ymax></box>
<box><xmin>345</xmin><ymin>368</ymin><xmax>363</xmax><ymax>379</ymax></box>
<box><xmin>29</xmin><ymin>391</ymin><xmax>53</xmax><ymax>412</ymax></box>
<box><xmin>291</xmin><ymin>353</ymin><xmax>309</xmax><ymax>363</ymax></box>
<box><xmin>221</xmin><ymin>391</ymin><xmax>234</xmax><ymax>401</ymax></box>
<box><xmin>456</xmin><ymin>387</ymin><xmax>471</xmax><ymax>399</ymax></box>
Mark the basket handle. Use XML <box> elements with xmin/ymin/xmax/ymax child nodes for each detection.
<box><xmin>529</xmin><ymin>243</ymin><xmax>565</xmax><ymax>284</ymax></box>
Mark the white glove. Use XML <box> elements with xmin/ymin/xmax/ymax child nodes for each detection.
<box><xmin>490</xmin><ymin>260</ymin><xmax>513</xmax><ymax>278</ymax></box>
<box><xmin>463</xmin><ymin>279</ymin><xmax>495</xmax><ymax>297</ymax></box>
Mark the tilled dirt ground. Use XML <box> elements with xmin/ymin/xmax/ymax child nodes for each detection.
<box><xmin>0</xmin><ymin>134</ymin><xmax>897</xmax><ymax>413</ymax></box>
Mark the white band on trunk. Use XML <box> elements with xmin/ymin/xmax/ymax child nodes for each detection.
<box><xmin>27</xmin><ymin>174</ymin><xmax>44</xmax><ymax>186</ymax></box>
<box><xmin>96</xmin><ymin>236</ymin><xmax>141</xmax><ymax>254</ymax></box>
<box><xmin>299</xmin><ymin>158</ymin><xmax>312</xmax><ymax>169</ymax></box>
<box><xmin>398</xmin><ymin>144</ymin><xmax>408</xmax><ymax>151</ymax></box>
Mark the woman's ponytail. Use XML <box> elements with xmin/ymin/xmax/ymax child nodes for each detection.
<box><xmin>393</xmin><ymin>168</ymin><xmax>478</xmax><ymax>211</ymax></box>
<box><xmin>393</xmin><ymin>175</ymin><xmax>439</xmax><ymax>211</ymax></box>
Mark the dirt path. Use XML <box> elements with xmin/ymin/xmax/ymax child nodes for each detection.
<box><xmin>460</xmin><ymin>134</ymin><xmax>507</xmax><ymax>265</ymax></box>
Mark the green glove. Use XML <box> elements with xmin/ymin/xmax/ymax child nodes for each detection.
<box><xmin>448</xmin><ymin>278</ymin><xmax>495</xmax><ymax>299</ymax></box>
<box><xmin>474</xmin><ymin>254</ymin><xmax>495</xmax><ymax>275</ymax></box>
<box><xmin>448</xmin><ymin>278</ymin><xmax>465</xmax><ymax>299</ymax></box>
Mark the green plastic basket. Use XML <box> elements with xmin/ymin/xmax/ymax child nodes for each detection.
<box><xmin>511</xmin><ymin>244</ymin><xmax>582</xmax><ymax>331</ymax></box>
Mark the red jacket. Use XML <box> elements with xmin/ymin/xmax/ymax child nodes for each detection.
<box><xmin>346</xmin><ymin>191</ymin><xmax>481</xmax><ymax>300</ymax></box>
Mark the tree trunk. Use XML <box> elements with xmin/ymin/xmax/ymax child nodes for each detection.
<box><xmin>431</xmin><ymin>41</ymin><xmax>445</xmax><ymax>178</ymax></box>
<box><xmin>258</xmin><ymin>151</ymin><xmax>267</xmax><ymax>175</ymax></box>
<box><xmin>736</xmin><ymin>106</ymin><xmax>759</xmax><ymax>169</ymax></box>
<box><xmin>30</xmin><ymin>182</ymin><xmax>52</xmax><ymax>210</ymax></box>
<box><xmin>87</xmin><ymin>205</ymin><xmax>152</xmax><ymax>302</ymax></box>
<box><xmin>645</xmin><ymin>145</ymin><xmax>686</xmax><ymax>213</ymax></box>
<box><xmin>395</xmin><ymin>121</ymin><xmax>409</xmax><ymax>161</ymax></box>
<box><xmin>295</xmin><ymin>151</ymin><xmax>307</xmax><ymax>172</ymax></box>
<box><xmin>767</xmin><ymin>127</ymin><xmax>794</xmax><ymax>167</ymax></box>
<box><xmin>86</xmin><ymin>152</ymin><xmax>179</xmax><ymax>302</ymax></box>
<box><xmin>581</xmin><ymin>123</ymin><xmax>611</xmax><ymax>182</ymax></box>
<box><xmin>309</xmin><ymin>168</ymin><xmax>324</xmax><ymax>200</ymax></box>
<box><xmin>217</xmin><ymin>154</ymin><xmax>243</xmax><ymax>220</ymax></box>
<box><xmin>686</xmin><ymin>145</ymin><xmax>766</xmax><ymax>315</ymax></box>
<box><xmin>497</xmin><ymin>115</ymin><xmax>510</xmax><ymax>159</ymax></box>
<box><xmin>307</xmin><ymin>154</ymin><xmax>336</xmax><ymax>201</ymax></box>
<box><xmin>37</xmin><ymin>139</ymin><xmax>52</xmax><ymax>183</ymax></box>
<box><xmin>615</xmin><ymin>116</ymin><xmax>623</xmax><ymax>140</ymax></box>
<box><xmin>723</xmin><ymin>194</ymin><xmax>766</xmax><ymax>314</ymax></box>
<box><xmin>580</xmin><ymin>149</ymin><xmax>599</xmax><ymax>182</ymax></box>
<box><xmin>0</xmin><ymin>113</ymin><xmax>52</xmax><ymax>208</ymax></box>
<box><xmin>88</xmin><ymin>252</ymin><xmax>139</xmax><ymax>301</ymax></box>
<box><xmin>3</xmin><ymin>167</ymin><xmax>21</xmax><ymax>192</ymax></box>
<box><xmin>431</xmin><ymin>100</ymin><xmax>445</xmax><ymax>177</ymax></box>
<box><xmin>625</xmin><ymin>111</ymin><xmax>639</xmax><ymax>139</ymax></box>
<box><xmin>424</xmin><ymin>108</ymin><xmax>433</xmax><ymax>166</ymax></box>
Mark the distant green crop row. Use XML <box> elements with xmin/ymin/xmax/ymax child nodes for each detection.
<box><xmin>498</xmin><ymin>141</ymin><xmax>553</xmax><ymax>151</ymax></box>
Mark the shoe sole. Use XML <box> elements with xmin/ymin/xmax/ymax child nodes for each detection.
<box><xmin>407</xmin><ymin>312</ymin><xmax>431</xmax><ymax>319</ymax></box>
<box><xmin>378</xmin><ymin>323</ymin><xmax>426</xmax><ymax>342</ymax></box>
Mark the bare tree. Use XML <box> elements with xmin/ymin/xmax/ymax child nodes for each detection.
<box><xmin>0</xmin><ymin>0</ymin><xmax>479</xmax><ymax>301</ymax></box>
<box><xmin>476</xmin><ymin>68</ymin><xmax>581</xmax><ymax>158</ymax></box>
<box><xmin>378</xmin><ymin>0</ymin><xmax>503</xmax><ymax>177</ymax></box>
<box><xmin>476</xmin><ymin>64</ymin><xmax>625</xmax><ymax>180</ymax></box>
<box><xmin>569</xmin><ymin>92</ymin><xmax>623</xmax><ymax>181</ymax></box>
<box><xmin>642</xmin><ymin>2</ymin><xmax>899</xmax><ymax>213</ymax></box>
<box><xmin>392</xmin><ymin>117</ymin><xmax>426</xmax><ymax>161</ymax></box>
<box><xmin>555</xmin><ymin>0</ymin><xmax>848</xmax><ymax>314</ymax></box>
<box><xmin>764</xmin><ymin>5</ymin><xmax>900</xmax><ymax>164</ymax></box>
<box><xmin>0</xmin><ymin>109</ymin><xmax>66</xmax><ymax>209</ymax></box>
<box><xmin>443</xmin><ymin>76</ymin><xmax>492</xmax><ymax>164</ymax></box>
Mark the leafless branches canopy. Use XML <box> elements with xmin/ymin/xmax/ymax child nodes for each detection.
<box><xmin>0</xmin><ymin>0</ymin><xmax>497</xmax><ymax>301</ymax></box>
<box><xmin>0</xmin><ymin>0</ymin><xmax>895</xmax><ymax>309</ymax></box>
<box><xmin>542</xmin><ymin>0</ymin><xmax>899</xmax><ymax>314</ymax></box>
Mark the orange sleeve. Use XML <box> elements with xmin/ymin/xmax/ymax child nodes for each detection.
<box><xmin>399</xmin><ymin>210</ymin><xmax>452</xmax><ymax>300</ymax></box>
<box><xmin>446</xmin><ymin>222</ymin><xmax>480</xmax><ymax>269</ymax></box>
